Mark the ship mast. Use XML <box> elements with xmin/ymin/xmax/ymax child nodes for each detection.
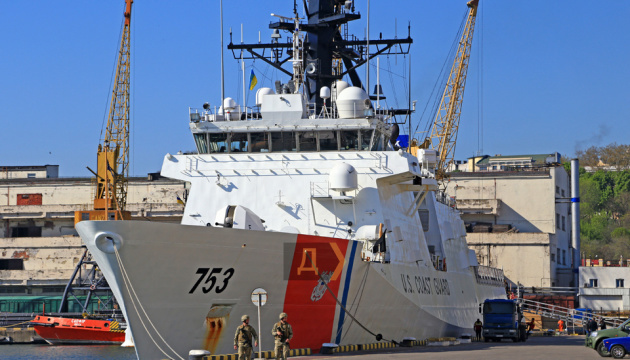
<box><xmin>228</xmin><ymin>0</ymin><xmax>412</xmax><ymax>115</ymax></box>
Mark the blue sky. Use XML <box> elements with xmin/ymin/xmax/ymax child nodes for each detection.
<box><xmin>1</xmin><ymin>0</ymin><xmax>629</xmax><ymax>177</ymax></box>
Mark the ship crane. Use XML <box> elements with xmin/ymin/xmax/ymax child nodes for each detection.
<box><xmin>61</xmin><ymin>0</ymin><xmax>133</xmax><ymax>315</ymax></box>
<box><xmin>420</xmin><ymin>0</ymin><xmax>479</xmax><ymax>181</ymax></box>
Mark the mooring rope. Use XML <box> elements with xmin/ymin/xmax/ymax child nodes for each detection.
<box><xmin>112</xmin><ymin>244</ymin><xmax>185</xmax><ymax>360</ymax></box>
<box><xmin>304</xmin><ymin>250</ymin><xmax>398</xmax><ymax>345</ymax></box>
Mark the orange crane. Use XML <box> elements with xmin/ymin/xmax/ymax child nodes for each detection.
<box><xmin>417</xmin><ymin>0</ymin><xmax>479</xmax><ymax>181</ymax></box>
<box><xmin>75</xmin><ymin>0</ymin><xmax>133</xmax><ymax>224</ymax></box>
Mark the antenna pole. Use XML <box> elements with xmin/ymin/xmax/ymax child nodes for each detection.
<box><xmin>241</xmin><ymin>23</ymin><xmax>245</xmax><ymax>109</ymax></box>
<box><xmin>366</xmin><ymin>0</ymin><xmax>370</xmax><ymax>93</ymax></box>
<box><xmin>220</xmin><ymin>0</ymin><xmax>225</xmax><ymax>105</ymax></box>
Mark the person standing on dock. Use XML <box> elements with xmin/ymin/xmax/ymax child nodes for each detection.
<box><xmin>234</xmin><ymin>315</ymin><xmax>258</xmax><ymax>360</ymax></box>
<box><xmin>557</xmin><ymin>319</ymin><xmax>565</xmax><ymax>333</ymax></box>
<box><xmin>527</xmin><ymin>318</ymin><xmax>536</xmax><ymax>336</ymax></box>
<box><xmin>473</xmin><ymin>319</ymin><xmax>483</xmax><ymax>341</ymax></box>
<box><xmin>272</xmin><ymin>312</ymin><xmax>293</xmax><ymax>360</ymax></box>
<box><xmin>599</xmin><ymin>318</ymin><xmax>607</xmax><ymax>330</ymax></box>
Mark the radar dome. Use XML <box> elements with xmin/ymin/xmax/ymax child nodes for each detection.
<box><xmin>334</xmin><ymin>80</ymin><xmax>349</xmax><ymax>97</ymax></box>
<box><xmin>335</xmin><ymin>87</ymin><xmax>370</xmax><ymax>119</ymax></box>
<box><xmin>256</xmin><ymin>87</ymin><xmax>274</xmax><ymax>106</ymax></box>
<box><xmin>329</xmin><ymin>163</ymin><xmax>358</xmax><ymax>191</ymax></box>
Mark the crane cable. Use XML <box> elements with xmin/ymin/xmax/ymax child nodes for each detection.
<box><xmin>413</xmin><ymin>9</ymin><xmax>468</xmax><ymax>142</ymax></box>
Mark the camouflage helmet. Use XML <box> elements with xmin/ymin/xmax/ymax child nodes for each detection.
<box><xmin>279</xmin><ymin>312</ymin><xmax>288</xmax><ymax>320</ymax></box>
<box><xmin>241</xmin><ymin>315</ymin><xmax>249</xmax><ymax>322</ymax></box>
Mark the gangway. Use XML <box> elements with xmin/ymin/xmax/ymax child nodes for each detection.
<box><xmin>519</xmin><ymin>298</ymin><xmax>626</xmax><ymax>333</ymax></box>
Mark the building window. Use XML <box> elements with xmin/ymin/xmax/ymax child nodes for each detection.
<box><xmin>27</xmin><ymin>173</ymin><xmax>36</xmax><ymax>178</ymax></box>
<box><xmin>556</xmin><ymin>186</ymin><xmax>559</xmax><ymax>194</ymax></box>
<box><xmin>551</xmin><ymin>253</ymin><xmax>555</xmax><ymax>262</ymax></box>
<box><xmin>556</xmin><ymin>213</ymin><xmax>560</xmax><ymax>229</ymax></box>
<box><xmin>561</xmin><ymin>189</ymin><xmax>565</xmax><ymax>197</ymax></box>
<box><xmin>557</xmin><ymin>248</ymin><xmax>560</xmax><ymax>265</ymax></box>
<box><xmin>0</xmin><ymin>259</ymin><xmax>24</xmax><ymax>270</ymax></box>
<box><xmin>562</xmin><ymin>250</ymin><xmax>566</xmax><ymax>265</ymax></box>
<box><xmin>616</xmin><ymin>279</ymin><xmax>625</xmax><ymax>288</ymax></box>
<box><xmin>11</xmin><ymin>226</ymin><xmax>42</xmax><ymax>237</ymax></box>
<box><xmin>589</xmin><ymin>279</ymin><xmax>598</xmax><ymax>288</ymax></box>
<box><xmin>562</xmin><ymin>216</ymin><xmax>566</xmax><ymax>231</ymax></box>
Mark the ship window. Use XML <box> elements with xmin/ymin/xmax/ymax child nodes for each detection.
<box><xmin>371</xmin><ymin>130</ymin><xmax>384</xmax><ymax>151</ymax></box>
<box><xmin>360</xmin><ymin>130</ymin><xmax>372</xmax><ymax>150</ymax></box>
<box><xmin>250</xmin><ymin>132</ymin><xmax>269</xmax><ymax>152</ymax></box>
<box><xmin>319</xmin><ymin>131</ymin><xmax>338</xmax><ymax>151</ymax></box>
<box><xmin>208</xmin><ymin>133</ymin><xmax>229</xmax><ymax>153</ymax></box>
<box><xmin>616</xmin><ymin>279</ymin><xmax>624</xmax><ymax>288</ymax></box>
<box><xmin>229</xmin><ymin>133</ymin><xmax>248</xmax><ymax>152</ymax></box>
<box><xmin>340</xmin><ymin>130</ymin><xmax>359</xmax><ymax>151</ymax></box>
<box><xmin>193</xmin><ymin>133</ymin><xmax>208</xmax><ymax>154</ymax></box>
<box><xmin>270</xmin><ymin>132</ymin><xmax>297</xmax><ymax>152</ymax></box>
<box><xmin>298</xmin><ymin>132</ymin><xmax>317</xmax><ymax>152</ymax></box>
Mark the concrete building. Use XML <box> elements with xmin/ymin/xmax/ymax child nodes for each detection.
<box><xmin>446</xmin><ymin>153</ymin><xmax>574</xmax><ymax>288</ymax></box>
<box><xmin>0</xmin><ymin>168</ymin><xmax>185</xmax><ymax>295</ymax></box>
<box><xmin>579</xmin><ymin>260</ymin><xmax>630</xmax><ymax>311</ymax></box>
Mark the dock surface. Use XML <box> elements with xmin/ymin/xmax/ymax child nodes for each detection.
<box><xmin>293</xmin><ymin>335</ymin><xmax>593</xmax><ymax>360</ymax></box>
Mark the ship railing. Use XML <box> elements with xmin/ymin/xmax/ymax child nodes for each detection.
<box><xmin>473</xmin><ymin>265</ymin><xmax>504</xmax><ymax>286</ymax></box>
<box><xmin>189</xmin><ymin>106</ymin><xmax>262</xmax><ymax>122</ymax></box>
<box><xmin>519</xmin><ymin>298</ymin><xmax>626</xmax><ymax>332</ymax></box>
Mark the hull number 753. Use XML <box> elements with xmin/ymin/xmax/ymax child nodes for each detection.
<box><xmin>189</xmin><ymin>267</ymin><xmax>235</xmax><ymax>294</ymax></box>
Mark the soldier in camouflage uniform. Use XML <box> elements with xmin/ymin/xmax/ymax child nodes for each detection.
<box><xmin>272</xmin><ymin>312</ymin><xmax>293</xmax><ymax>360</ymax></box>
<box><xmin>234</xmin><ymin>314</ymin><xmax>258</xmax><ymax>360</ymax></box>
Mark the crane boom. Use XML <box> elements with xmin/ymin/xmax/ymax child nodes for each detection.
<box><xmin>75</xmin><ymin>0</ymin><xmax>133</xmax><ymax>224</ymax></box>
<box><xmin>426</xmin><ymin>0</ymin><xmax>479</xmax><ymax>180</ymax></box>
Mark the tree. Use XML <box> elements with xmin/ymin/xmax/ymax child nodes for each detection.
<box><xmin>576</xmin><ymin>146</ymin><xmax>600</xmax><ymax>167</ymax></box>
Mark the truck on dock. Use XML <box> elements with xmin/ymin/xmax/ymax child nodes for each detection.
<box><xmin>481</xmin><ymin>299</ymin><xmax>527</xmax><ymax>342</ymax></box>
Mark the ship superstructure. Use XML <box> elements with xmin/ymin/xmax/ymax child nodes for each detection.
<box><xmin>76</xmin><ymin>1</ymin><xmax>506</xmax><ymax>359</ymax></box>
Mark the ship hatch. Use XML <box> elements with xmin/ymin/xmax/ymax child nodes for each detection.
<box><xmin>203</xmin><ymin>305</ymin><xmax>233</xmax><ymax>354</ymax></box>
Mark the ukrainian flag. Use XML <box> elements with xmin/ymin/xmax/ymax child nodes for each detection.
<box><xmin>176</xmin><ymin>194</ymin><xmax>185</xmax><ymax>205</ymax></box>
<box><xmin>249</xmin><ymin>69</ymin><xmax>258</xmax><ymax>90</ymax></box>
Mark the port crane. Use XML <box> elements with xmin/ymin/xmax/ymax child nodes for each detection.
<box><xmin>418</xmin><ymin>0</ymin><xmax>479</xmax><ymax>181</ymax></box>
<box><xmin>61</xmin><ymin>0</ymin><xmax>133</xmax><ymax>314</ymax></box>
<box><xmin>75</xmin><ymin>0</ymin><xmax>133</xmax><ymax>223</ymax></box>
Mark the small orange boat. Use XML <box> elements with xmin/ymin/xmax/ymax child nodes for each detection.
<box><xmin>31</xmin><ymin>315</ymin><xmax>126</xmax><ymax>345</ymax></box>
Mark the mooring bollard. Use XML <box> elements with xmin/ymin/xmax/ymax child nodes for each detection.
<box><xmin>189</xmin><ymin>349</ymin><xmax>211</xmax><ymax>360</ymax></box>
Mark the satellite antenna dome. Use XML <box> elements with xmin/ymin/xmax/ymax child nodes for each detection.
<box><xmin>223</xmin><ymin>97</ymin><xmax>236</xmax><ymax>110</ymax></box>
<box><xmin>329</xmin><ymin>163</ymin><xmax>358</xmax><ymax>191</ymax></box>
<box><xmin>320</xmin><ymin>86</ymin><xmax>331</xmax><ymax>99</ymax></box>
<box><xmin>203</xmin><ymin>102</ymin><xmax>210</xmax><ymax>110</ymax></box>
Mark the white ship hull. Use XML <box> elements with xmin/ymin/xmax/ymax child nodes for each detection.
<box><xmin>77</xmin><ymin>220</ymin><xmax>505</xmax><ymax>359</ymax></box>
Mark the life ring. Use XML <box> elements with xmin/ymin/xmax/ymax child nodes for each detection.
<box><xmin>90</xmin><ymin>284</ymin><xmax>96</xmax><ymax>290</ymax></box>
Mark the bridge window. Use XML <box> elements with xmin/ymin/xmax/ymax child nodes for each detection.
<box><xmin>270</xmin><ymin>132</ymin><xmax>296</xmax><ymax>152</ymax></box>
<box><xmin>319</xmin><ymin>131</ymin><xmax>338</xmax><ymax>151</ymax></box>
<box><xmin>298</xmin><ymin>132</ymin><xmax>317</xmax><ymax>152</ymax></box>
<box><xmin>589</xmin><ymin>279</ymin><xmax>598</xmax><ymax>288</ymax></box>
<box><xmin>617</xmin><ymin>279</ymin><xmax>624</xmax><ymax>288</ymax></box>
<box><xmin>250</xmin><ymin>132</ymin><xmax>269</xmax><ymax>152</ymax></box>
<box><xmin>229</xmin><ymin>133</ymin><xmax>248</xmax><ymax>152</ymax></box>
<box><xmin>340</xmin><ymin>130</ymin><xmax>359</xmax><ymax>151</ymax></box>
<box><xmin>208</xmin><ymin>133</ymin><xmax>229</xmax><ymax>153</ymax></box>
<box><xmin>194</xmin><ymin>134</ymin><xmax>208</xmax><ymax>153</ymax></box>
<box><xmin>371</xmin><ymin>130</ymin><xmax>384</xmax><ymax>151</ymax></box>
<box><xmin>360</xmin><ymin>130</ymin><xmax>373</xmax><ymax>150</ymax></box>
